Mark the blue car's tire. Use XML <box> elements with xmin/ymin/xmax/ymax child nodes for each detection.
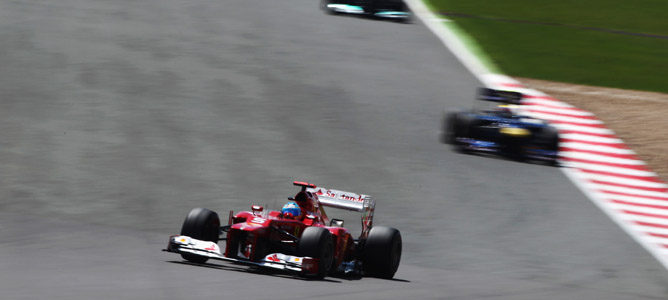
<box><xmin>536</xmin><ymin>126</ymin><xmax>560</xmax><ymax>165</ymax></box>
<box><xmin>444</xmin><ymin>111</ymin><xmax>476</xmax><ymax>152</ymax></box>
<box><xmin>538</xmin><ymin>126</ymin><xmax>559</xmax><ymax>152</ymax></box>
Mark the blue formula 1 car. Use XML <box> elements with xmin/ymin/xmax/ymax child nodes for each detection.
<box><xmin>320</xmin><ymin>0</ymin><xmax>411</xmax><ymax>22</ymax></box>
<box><xmin>442</xmin><ymin>88</ymin><xmax>560</xmax><ymax>165</ymax></box>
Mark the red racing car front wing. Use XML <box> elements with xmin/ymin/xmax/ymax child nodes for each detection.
<box><xmin>163</xmin><ymin>235</ymin><xmax>321</xmax><ymax>275</ymax></box>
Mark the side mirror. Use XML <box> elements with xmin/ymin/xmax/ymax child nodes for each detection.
<box><xmin>330</xmin><ymin>218</ymin><xmax>344</xmax><ymax>227</ymax></box>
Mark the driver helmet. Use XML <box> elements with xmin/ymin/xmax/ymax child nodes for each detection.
<box><xmin>497</xmin><ymin>104</ymin><xmax>519</xmax><ymax>118</ymax></box>
<box><xmin>281</xmin><ymin>201</ymin><xmax>301</xmax><ymax>219</ymax></box>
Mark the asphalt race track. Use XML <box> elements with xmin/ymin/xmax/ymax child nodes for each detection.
<box><xmin>1</xmin><ymin>0</ymin><xmax>668</xmax><ymax>299</ymax></box>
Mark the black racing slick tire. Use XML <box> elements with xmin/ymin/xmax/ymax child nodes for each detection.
<box><xmin>363</xmin><ymin>226</ymin><xmax>402</xmax><ymax>279</ymax></box>
<box><xmin>180</xmin><ymin>207</ymin><xmax>220</xmax><ymax>263</ymax></box>
<box><xmin>442</xmin><ymin>111</ymin><xmax>457</xmax><ymax>144</ymax></box>
<box><xmin>364</xmin><ymin>0</ymin><xmax>378</xmax><ymax>15</ymax></box>
<box><xmin>443</xmin><ymin>111</ymin><xmax>475</xmax><ymax>152</ymax></box>
<box><xmin>298</xmin><ymin>227</ymin><xmax>334</xmax><ymax>279</ymax></box>
<box><xmin>536</xmin><ymin>125</ymin><xmax>560</xmax><ymax>165</ymax></box>
<box><xmin>538</xmin><ymin>126</ymin><xmax>560</xmax><ymax>152</ymax></box>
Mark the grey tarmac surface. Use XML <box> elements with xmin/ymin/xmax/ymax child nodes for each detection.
<box><xmin>1</xmin><ymin>0</ymin><xmax>667</xmax><ymax>299</ymax></box>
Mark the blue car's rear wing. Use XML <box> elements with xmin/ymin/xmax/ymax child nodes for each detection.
<box><xmin>478</xmin><ymin>88</ymin><xmax>523</xmax><ymax>104</ymax></box>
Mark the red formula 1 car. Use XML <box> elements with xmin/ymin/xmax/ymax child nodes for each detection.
<box><xmin>164</xmin><ymin>181</ymin><xmax>402</xmax><ymax>279</ymax></box>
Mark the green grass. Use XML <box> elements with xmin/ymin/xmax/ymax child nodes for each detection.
<box><xmin>424</xmin><ymin>0</ymin><xmax>668</xmax><ymax>93</ymax></box>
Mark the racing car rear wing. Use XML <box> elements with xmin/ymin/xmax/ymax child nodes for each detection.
<box><xmin>307</xmin><ymin>187</ymin><xmax>373</xmax><ymax>212</ymax></box>
<box><xmin>478</xmin><ymin>88</ymin><xmax>523</xmax><ymax>104</ymax></box>
<box><xmin>298</xmin><ymin>182</ymin><xmax>375</xmax><ymax>238</ymax></box>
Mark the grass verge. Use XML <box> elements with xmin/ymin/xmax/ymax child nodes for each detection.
<box><xmin>424</xmin><ymin>0</ymin><xmax>668</xmax><ymax>93</ymax></box>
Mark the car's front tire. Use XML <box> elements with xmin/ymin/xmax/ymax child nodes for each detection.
<box><xmin>442</xmin><ymin>111</ymin><xmax>459</xmax><ymax>144</ymax></box>
<box><xmin>180</xmin><ymin>207</ymin><xmax>220</xmax><ymax>263</ymax></box>
<box><xmin>444</xmin><ymin>111</ymin><xmax>476</xmax><ymax>152</ymax></box>
<box><xmin>298</xmin><ymin>227</ymin><xmax>334</xmax><ymax>279</ymax></box>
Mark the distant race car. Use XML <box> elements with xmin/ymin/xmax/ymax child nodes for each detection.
<box><xmin>442</xmin><ymin>88</ymin><xmax>560</xmax><ymax>164</ymax></box>
<box><xmin>320</xmin><ymin>0</ymin><xmax>411</xmax><ymax>21</ymax></box>
<box><xmin>164</xmin><ymin>181</ymin><xmax>402</xmax><ymax>279</ymax></box>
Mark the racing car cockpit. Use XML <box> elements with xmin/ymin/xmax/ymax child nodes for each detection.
<box><xmin>288</xmin><ymin>182</ymin><xmax>329</xmax><ymax>225</ymax></box>
<box><xmin>492</xmin><ymin>104</ymin><xmax>521</xmax><ymax>119</ymax></box>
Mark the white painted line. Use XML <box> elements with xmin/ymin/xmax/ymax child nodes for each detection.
<box><xmin>482</xmin><ymin>74</ymin><xmax>525</xmax><ymax>87</ymax></box>
<box><xmin>592</xmin><ymin>185</ymin><xmax>668</xmax><ymax>199</ymax></box>
<box><xmin>523</xmin><ymin>98</ymin><xmax>576</xmax><ymax>108</ymax></box>
<box><xmin>618</xmin><ymin>213</ymin><xmax>668</xmax><ymax>227</ymax></box>
<box><xmin>629</xmin><ymin>225</ymin><xmax>668</xmax><ymax>237</ymax></box>
<box><xmin>562</xmin><ymin>161</ymin><xmax>656</xmax><ymax>177</ymax></box>
<box><xmin>559</xmin><ymin>151</ymin><xmax>646</xmax><ymax>165</ymax></box>
<box><xmin>559</xmin><ymin>133</ymin><xmax>623</xmax><ymax>144</ymax></box>
<box><xmin>609</xmin><ymin>203</ymin><xmax>668</xmax><ymax>217</ymax></box>
<box><xmin>559</xmin><ymin>142</ymin><xmax>635</xmax><ymax>154</ymax></box>
<box><xmin>403</xmin><ymin>0</ymin><xmax>492</xmax><ymax>82</ymax></box>
<box><xmin>638</xmin><ymin>235</ymin><xmax>668</xmax><ymax>245</ymax></box>
<box><xmin>575</xmin><ymin>173</ymin><xmax>668</xmax><ymax>188</ymax></box>
<box><xmin>525</xmin><ymin>106</ymin><xmax>595</xmax><ymax>117</ymax></box>
<box><xmin>608</xmin><ymin>195</ymin><xmax>668</xmax><ymax>205</ymax></box>
<box><xmin>553</xmin><ymin>124</ymin><xmax>616</xmax><ymax>135</ymax></box>
<box><xmin>593</xmin><ymin>192</ymin><xmax>668</xmax><ymax>206</ymax></box>
<box><xmin>528</xmin><ymin>112</ymin><xmax>604</xmax><ymax>124</ymax></box>
<box><xmin>496</xmin><ymin>87</ymin><xmax>546</xmax><ymax>96</ymax></box>
<box><xmin>608</xmin><ymin>199</ymin><xmax>668</xmax><ymax>211</ymax></box>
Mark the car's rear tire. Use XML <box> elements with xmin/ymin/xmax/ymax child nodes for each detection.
<box><xmin>538</xmin><ymin>126</ymin><xmax>560</xmax><ymax>151</ymax></box>
<box><xmin>180</xmin><ymin>207</ymin><xmax>220</xmax><ymax>263</ymax></box>
<box><xmin>364</xmin><ymin>0</ymin><xmax>378</xmax><ymax>15</ymax></box>
<box><xmin>362</xmin><ymin>226</ymin><xmax>402</xmax><ymax>279</ymax></box>
<box><xmin>298</xmin><ymin>227</ymin><xmax>334</xmax><ymax>279</ymax></box>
